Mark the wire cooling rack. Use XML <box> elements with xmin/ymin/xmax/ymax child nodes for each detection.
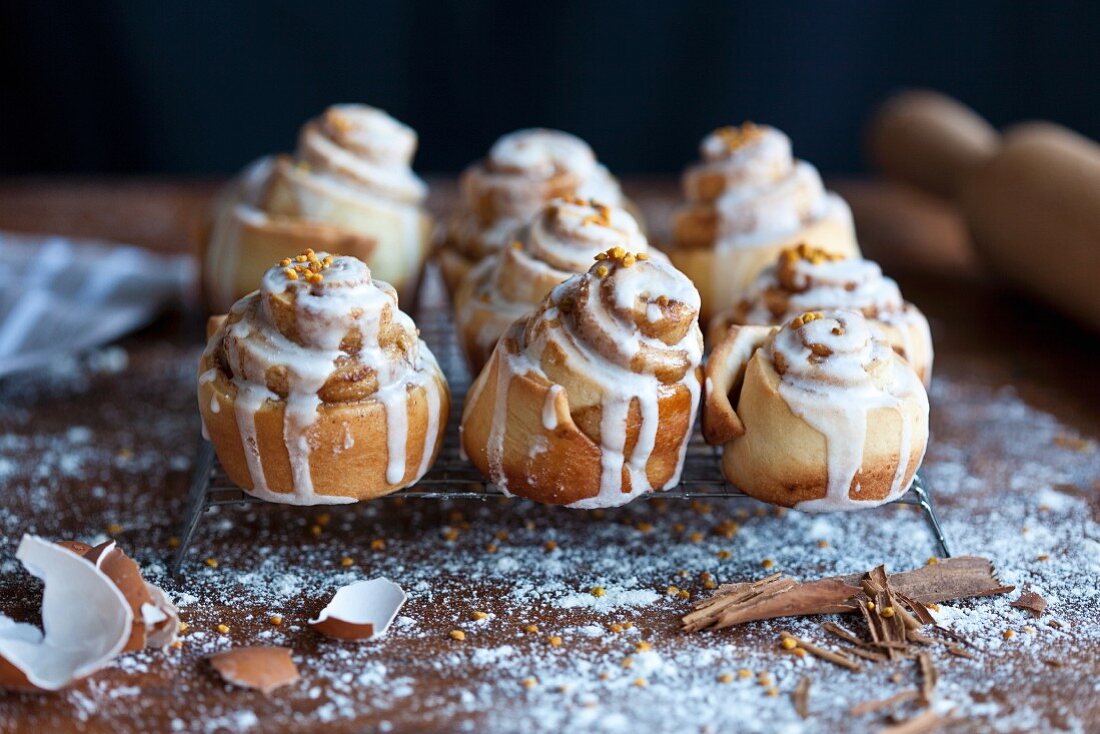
<box><xmin>170</xmin><ymin>269</ymin><xmax>951</xmax><ymax>576</ymax></box>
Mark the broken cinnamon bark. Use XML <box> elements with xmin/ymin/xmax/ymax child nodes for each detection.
<box><xmin>917</xmin><ymin>652</ymin><xmax>938</xmax><ymax>704</ymax></box>
<box><xmin>874</xmin><ymin>708</ymin><xmax>955</xmax><ymax>734</ymax></box>
<box><xmin>792</xmin><ymin>676</ymin><xmax>812</xmax><ymax>719</ymax></box>
<box><xmin>849</xmin><ymin>689</ymin><xmax>920</xmax><ymax>716</ymax></box>
<box><xmin>780</xmin><ymin>631</ymin><xmax>861</xmax><ymax>671</ymax></box>
<box><xmin>682</xmin><ymin>556</ymin><xmax>1012</xmax><ymax>632</ymax></box>
<box><xmin>1010</xmin><ymin>589</ymin><xmax>1047</xmax><ymax>618</ymax></box>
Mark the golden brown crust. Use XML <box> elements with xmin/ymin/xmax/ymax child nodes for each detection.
<box><xmin>460</xmin><ymin>321</ymin><xmax>698</xmax><ymax>506</ymax></box>
<box><xmin>703</xmin><ymin>323</ymin><xmax>927</xmax><ymax>509</ymax></box>
<box><xmin>198</xmin><ymin>344</ymin><xmax>449</xmax><ymax>502</ymax></box>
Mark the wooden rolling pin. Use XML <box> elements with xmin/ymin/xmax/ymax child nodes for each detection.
<box><xmin>868</xmin><ymin>90</ymin><xmax>1100</xmax><ymax>332</ymax></box>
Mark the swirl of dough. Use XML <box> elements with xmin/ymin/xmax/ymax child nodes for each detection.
<box><xmin>201</xmin><ymin>105</ymin><xmax>433</xmax><ymax>315</ymax></box>
<box><xmin>526</xmin><ymin>197</ymin><xmax>646</xmax><ymax>271</ymax></box>
<box><xmin>206</xmin><ymin>251</ymin><xmax>446</xmax><ymax>503</ymax></box>
<box><xmin>442</xmin><ymin>130</ymin><xmax>627</xmax><ymax>278</ymax></box>
<box><xmin>680</xmin><ymin>124</ymin><xmax>833</xmax><ymax>245</ymax></box>
<box><xmin>220</xmin><ymin>252</ymin><xmax>423</xmax><ymax>405</ymax></box>
<box><xmin>711</xmin><ymin>245</ymin><xmax>934</xmax><ymax>384</ymax></box>
<box><xmin>745</xmin><ymin>245</ymin><xmax>905</xmax><ymax>322</ymax></box>
<box><xmin>669</xmin><ymin>123</ymin><xmax>859</xmax><ymax>325</ymax></box>
<box><xmin>489</xmin><ymin>129</ymin><xmax>599</xmax><ymax>179</ymax></box>
<box><xmin>528</xmin><ymin>250</ymin><xmax>703</xmax><ymax>384</ymax></box>
<box><xmin>454</xmin><ymin>198</ymin><xmax>652</xmax><ymax>371</ymax></box>
<box><xmin>461</xmin><ymin>247</ymin><xmax>703</xmax><ymax>509</ymax></box>
<box><xmin>687</xmin><ymin>123</ymin><xmax>793</xmax><ymax>197</ymax></box>
<box><xmin>702</xmin><ymin>308</ymin><xmax>927</xmax><ymax>513</ymax></box>
<box><xmin>767</xmin><ymin>311</ymin><xmax>891</xmax><ymax>389</ymax></box>
<box><xmin>296</xmin><ymin>105</ymin><xmax>427</xmax><ymax>204</ymax></box>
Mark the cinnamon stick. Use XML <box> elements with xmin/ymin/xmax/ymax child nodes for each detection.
<box><xmin>849</xmin><ymin>689</ymin><xmax>920</xmax><ymax>716</ymax></box>
<box><xmin>874</xmin><ymin>709</ymin><xmax>954</xmax><ymax>734</ymax></box>
<box><xmin>780</xmin><ymin>631</ymin><xmax>861</xmax><ymax>672</ymax></box>
<box><xmin>792</xmin><ymin>676</ymin><xmax>812</xmax><ymax>719</ymax></box>
<box><xmin>683</xmin><ymin>556</ymin><xmax>1012</xmax><ymax>632</ymax></box>
<box><xmin>917</xmin><ymin>652</ymin><xmax>938</xmax><ymax>704</ymax></box>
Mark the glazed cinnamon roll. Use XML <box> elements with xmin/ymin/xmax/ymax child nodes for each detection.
<box><xmin>708</xmin><ymin>244</ymin><xmax>933</xmax><ymax>384</ymax></box>
<box><xmin>703</xmin><ymin>310</ymin><xmax>928</xmax><ymax>511</ymax></box>
<box><xmin>201</xmin><ymin>105</ymin><xmax>432</xmax><ymax>313</ymax></box>
<box><xmin>453</xmin><ymin>196</ymin><xmax>661</xmax><ymax>373</ymax></box>
<box><xmin>669</xmin><ymin>123</ymin><xmax>860</xmax><ymax>322</ymax></box>
<box><xmin>461</xmin><ymin>248</ymin><xmax>703</xmax><ymax>508</ymax></box>
<box><xmin>198</xmin><ymin>251</ymin><xmax>449</xmax><ymax>504</ymax></box>
<box><xmin>438</xmin><ymin>129</ymin><xmax>631</xmax><ymax>293</ymax></box>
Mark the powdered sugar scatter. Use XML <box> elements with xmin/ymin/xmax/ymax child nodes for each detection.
<box><xmin>0</xmin><ymin>324</ymin><xmax>1098</xmax><ymax>732</ymax></box>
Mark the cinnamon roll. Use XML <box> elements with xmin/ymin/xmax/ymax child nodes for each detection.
<box><xmin>461</xmin><ymin>248</ymin><xmax>704</xmax><ymax>508</ymax></box>
<box><xmin>438</xmin><ymin>129</ymin><xmax>631</xmax><ymax>293</ymax></box>
<box><xmin>708</xmin><ymin>244</ymin><xmax>933</xmax><ymax>384</ymax></box>
<box><xmin>703</xmin><ymin>310</ymin><xmax>928</xmax><ymax>511</ymax></box>
<box><xmin>454</xmin><ymin>196</ymin><xmax>662</xmax><ymax>373</ymax></box>
<box><xmin>201</xmin><ymin>105</ymin><xmax>432</xmax><ymax>313</ymax></box>
<box><xmin>197</xmin><ymin>251</ymin><xmax>449</xmax><ymax>504</ymax></box>
<box><xmin>669</xmin><ymin>123</ymin><xmax>860</xmax><ymax>322</ymax></box>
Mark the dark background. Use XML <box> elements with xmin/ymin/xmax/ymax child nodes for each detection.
<box><xmin>2</xmin><ymin>1</ymin><xmax>1098</xmax><ymax>176</ymax></box>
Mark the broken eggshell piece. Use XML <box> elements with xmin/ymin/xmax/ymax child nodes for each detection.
<box><xmin>0</xmin><ymin>535</ymin><xmax>132</xmax><ymax>691</ymax></box>
<box><xmin>309</xmin><ymin>578</ymin><xmax>407</xmax><ymax>640</ymax></box>
<box><xmin>62</xmin><ymin>539</ymin><xmax>180</xmax><ymax>651</ymax></box>
<box><xmin>209</xmin><ymin>646</ymin><xmax>300</xmax><ymax>696</ymax></box>
<box><xmin>142</xmin><ymin>582</ymin><xmax>181</xmax><ymax>650</ymax></box>
<box><xmin>83</xmin><ymin>540</ymin><xmax>154</xmax><ymax>652</ymax></box>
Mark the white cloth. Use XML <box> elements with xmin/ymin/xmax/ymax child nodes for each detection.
<box><xmin>0</xmin><ymin>232</ymin><xmax>195</xmax><ymax>377</ymax></box>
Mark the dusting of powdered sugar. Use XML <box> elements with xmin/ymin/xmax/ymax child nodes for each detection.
<box><xmin>0</xmin><ymin>324</ymin><xmax>1097</xmax><ymax>732</ymax></box>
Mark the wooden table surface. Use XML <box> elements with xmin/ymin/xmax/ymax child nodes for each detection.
<box><xmin>0</xmin><ymin>178</ymin><xmax>1097</xmax><ymax>734</ymax></box>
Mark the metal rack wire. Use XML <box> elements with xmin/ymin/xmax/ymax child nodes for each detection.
<box><xmin>170</xmin><ymin>272</ymin><xmax>952</xmax><ymax>576</ymax></box>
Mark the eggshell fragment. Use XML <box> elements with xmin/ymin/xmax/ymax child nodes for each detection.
<box><xmin>84</xmin><ymin>541</ymin><xmax>153</xmax><ymax>652</ymax></box>
<box><xmin>57</xmin><ymin>539</ymin><xmax>179</xmax><ymax>651</ymax></box>
<box><xmin>309</xmin><ymin>578</ymin><xmax>407</xmax><ymax>641</ymax></box>
<box><xmin>142</xmin><ymin>582</ymin><xmax>180</xmax><ymax>650</ymax></box>
<box><xmin>209</xmin><ymin>646</ymin><xmax>299</xmax><ymax>695</ymax></box>
<box><xmin>0</xmin><ymin>535</ymin><xmax>132</xmax><ymax>691</ymax></box>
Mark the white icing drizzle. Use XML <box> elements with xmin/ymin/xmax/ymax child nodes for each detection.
<box><xmin>766</xmin><ymin>311</ymin><xmax>928</xmax><ymax>512</ymax></box>
<box><xmin>683</xmin><ymin>124</ymin><xmax>851</xmax><ymax>250</ymax></box>
<box><xmin>483</xmin><ymin>257</ymin><xmax>703</xmax><ymax>508</ymax></box>
<box><xmin>379</xmin><ymin>383</ymin><xmax>409</xmax><ymax>485</ymax></box>
<box><xmin>415</xmin><ymin>360</ymin><xmax>443</xmax><ymax>479</ymax></box>
<box><xmin>207</xmin><ymin>254</ymin><xmax>443</xmax><ymax>504</ymax></box>
<box><xmin>542</xmin><ymin>385</ymin><xmax>563</xmax><ymax>430</ymax></box>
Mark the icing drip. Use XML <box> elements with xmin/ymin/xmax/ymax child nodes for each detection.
<box><xmin>542</xmin><ymin>385</ymin><xmax>563</xmax><ymax>430</ymax></box>
<box><xmin>208</xmin><ymin>253</ymin><xmax>442</xmax><ymax>504</ymax></box>
<box><xmin>485</xmin><ymin>253</ymin><xmax>703</xmax><ymax>508</ymax></box>
<box><xmin>766</xmin><ymin>311</ymin><xmax>927</xmax><ymax>512</ymax></box>
<box><xmin>415</xmin><ymin>355</ymin><xmax>443</xmax><ymax>479</ymax></box>
<box><xmin>380</xmin><ymin>384</ymin><xmax>409</xmax><ymax>485</ymax></box>
<box><xmin>683</xmin><ymin>124</ymin><xmax>850</xmax><ymax>250</ymax></box>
